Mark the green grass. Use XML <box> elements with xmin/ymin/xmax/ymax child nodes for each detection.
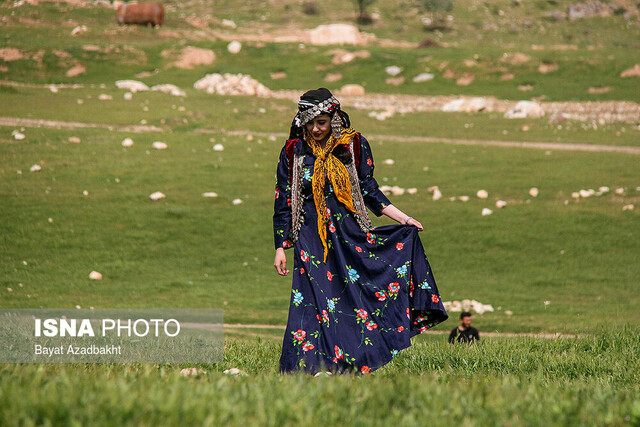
<box><xmin>1</xmin><ymin>124</ymin><xmax>638</xmax><ymax>332</ymax></box>
<box><xmin>0</xmin><ymin>331</ymin><xmax>639</xmax><ymax>426</ymax></box>
<box><xmin>1</xmin><ymin>1</ymin><xmax>640</xmax><ymax>101</ymax></box>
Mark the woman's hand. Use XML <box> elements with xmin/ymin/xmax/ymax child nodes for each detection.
<box><xmin>274</xmin><ymin>248</ymin><xmax>290</xmax><ymax>276</ymax></box>
<box><xmin>407</xmin><ymin>218</ymin><xmax>423</xmax><ymax>231</ymax></box>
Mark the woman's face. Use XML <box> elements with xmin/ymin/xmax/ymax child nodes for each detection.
<box><xmin>305</xmin><ymin>114</ymin><xmax>332</xmax><ymax>143</ymax></box>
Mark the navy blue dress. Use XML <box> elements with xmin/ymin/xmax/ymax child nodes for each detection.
<box><xmin>273</xmin><ymin>134</ymin><xmax>448</xmax><ymax>374</ymax></box>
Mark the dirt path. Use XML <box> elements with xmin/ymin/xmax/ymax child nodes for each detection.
<box><xmin>223</xmin><ymin>323</ymin><xmax>583</xmax><ymax>339</ymax></box>
<box><xmin>2</xmin><ymin>115</ymin><xmax>639</xmax><ymax>154</ymax></box>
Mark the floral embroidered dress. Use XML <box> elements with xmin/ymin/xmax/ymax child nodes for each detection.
<box><xmin>273</xmin><ymin>133</ymin><xmax>448</xmax><ymax>374</ymax></box>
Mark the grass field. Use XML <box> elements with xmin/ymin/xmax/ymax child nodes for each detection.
<box><xmin>1</xmin><ymin>0</ymin><xmax>640</xmax><ymax>424</ymax></box>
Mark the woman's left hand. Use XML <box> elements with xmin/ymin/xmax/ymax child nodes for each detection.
<box><xmin>407</xmin><ymin>218</ymin><xmax>423</xmax><ymax>231</ymax></box>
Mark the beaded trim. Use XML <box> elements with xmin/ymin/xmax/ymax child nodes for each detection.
<box><xmin>297</xmin><ymin>96</ymin><xmax>340</xmax><ymax>128</ymax></box>
<box><xmin>288</xmin><ymin>135</ymin><xmax>373</xmax><ymax>245</ymax></box>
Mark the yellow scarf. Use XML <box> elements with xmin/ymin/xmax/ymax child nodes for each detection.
<box><xmin>305</xmin><ymin>127</ymin><xmax>359</xmax><ymax>263</ymax></box>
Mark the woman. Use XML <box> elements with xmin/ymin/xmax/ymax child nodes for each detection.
<box><xmin>273</xmin><ymin>88</ymin><xmax>448</xmax><ymax>375</ymax></box>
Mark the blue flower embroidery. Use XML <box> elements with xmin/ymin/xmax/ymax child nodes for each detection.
<box><xmin>292</xmin><ymin>290</ymin><xmax>304</xmax><ymax>306</ymax></box>
<box><xmin>347</xmin><ymin>267</ymin><xmax>360</xmax><ymax>283</ymax></box>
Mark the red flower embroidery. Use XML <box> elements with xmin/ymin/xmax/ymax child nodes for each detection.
<box><xmin>406</xmin><ymin>308</ymin><xmax>410</xmax><ymax>319</ymax></box>
<box><xmin>387</xmin><ymin>282</ymin><xmax>400</xmax><ymax>294</ymax></box>
<box><xmin>327</xmin><ymin>271</ymin><xmax>333</xmax><ymax>281</ymax></box>
<box><xmin>366</xmin><ymin>233</ymin><xmax>376</xmax><ymax>245</ymax></box>
<box><xmin>397</xmin><ymin>326</ymin><xmax>405</xmax><ymax>332</ymax></box>
<box><xmin>356</xmin><ymin>309</ymin><xmax>368</xmax><ymax>320</ymax></box>
<box><xmin>293</xmin><ymin>329</ymin><xmax>306</xmax><ymax>341</ymax></box>
<box><xmin>299</xmin><ymin>267</ymin><xmax>305</xmax><ymax>274</ymax></box>
<box><xmin>322</xmin><ymin>310</ymin><xmax>329</xmax><ymax>322</ymax></box>
<box><xmin>334</xmin><ymin>345</ymin><xmax>344</xmax><ymax>360</ymax></box>
<box><xmin>367</xmin><ymin>158</ymin><xmax>372</xmax><ymax>166</ymax></box>
<box><xmin>396</xmin><ymin>242</ymin><xmax>404</xmax><ymax>250</ymax></box>
<box><xmin>286</xmin><ymin>197</ymin><xmax>291</xmax><ymax>206</ymax></box>
<box><xmin>274</xmin><ymin>188</ymin><xmax>280</xmax><ymax>199</ymax></box>
<box><xmin>300</xmin><ymin>250</ymin><xmax>309</xmax><ymax>263</ymax></box>
<box><xmin>316</xmin><ymin>314</ymin><xmax>322</xmax><ymax>322</ymax></box>
<box><xmin>431</xmin><ymin>294</ymin><xmax>439</xmax><ymax>304</ymax></box>
<box><xmin>302</xmin><ymin>341</ymin><xmax>314</xmax><ymax>352</ymax></box>
<box><xmin>355</xmin><ymin>246</ymin><xmax>363</xmax><ymax>253</ymax></box>
<box><xmin>325</xmin><ymin>207</ymin><xmax>331</xmax><ymax>218</ymax></box>
<box><xmin>282</xmin><ymin>240</ymin><xmax>292</xmax><ymax>249</ymax></box>
<box><xmin>365</xmin><ymin>321</ymin><xmax>378</xmax><ymax>331</ymax></box>
<box><xmin>328</xmin><ymin>222</ymin><xmax>336</xmax><ymax>233</ymax></box>
<box><xmin>361</xmin><ymin>365</ymin><xmax>370</xmax><ymax>374</ymax></box>
<box><xmin>375</xmin><ymin>291</ymin><xmax>387</xmax><ymax>301</ymax></box>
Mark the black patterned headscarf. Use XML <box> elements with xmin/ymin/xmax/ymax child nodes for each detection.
<box><xmin>288</xmin><ymin>87</ymin><xmax>351</xmax><ymax>140</ymax></box>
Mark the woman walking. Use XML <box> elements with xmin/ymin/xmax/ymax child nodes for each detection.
<box><xmin>273</xmin><ymin>88</ymin><xmax>448</xmax><ymax>375</ymax></box>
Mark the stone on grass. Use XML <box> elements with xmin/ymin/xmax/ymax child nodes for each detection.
<box><xmin>202</xmin><ymin>192</ymin><xmax>218</xmax><ymax>198</ymax></box>
<box><xmin>476</xmin><ymin>190</ymin><xmax>488</xmax><ymax>199</ymax></box>
<box><xmin>30</xmin><ymin>164</ymin><xmax>41</xmax><ymax>172</ymax></box>
<box><xmin>529</xmin><ymin>187</ymin><xmax>539</xmax><ymax>197</ymax></box>
<box><xmin>232</xmin><ymin>198</ymin><xmax>243</xmax><ymax>205</ymax></box>
<box><xmin>481</xmin><ymin>208</ymin><xmax>493</xmax><ymax>216</ymax></box>
<box><xmin>68</xmin><ymin>136</ymin><xmax>81</xmax><ymax>143</ymax></box>
<box><xmin>458</xmin><ymin>195</ymin><xmax>469</xmax><ymax>202</ymax></box>
<box><xmin>213</xmin><ymin>143</ymin><xmax>224</xmax><ymax>151</ymax></box>
<box><xmin>115</xmin><ymin>80</ymin><xmax>149</xmax><ymax>93</ymax></box>
<box><xmin>412</xmin><ymin>73</ymin><xmax>434</xmax><ymax>83</ymax></box>
<box><xmin>504</xmin><ymin>101</ymin><xmax>545</xmax><ymax>119</ymax></box>
<box><xmin>622</xmin><ymin>204</ymin><xmax>634</xmax><ymax>211</ymax></box>
<box><xmin>149</xmin><ymin>191</ymin><xmax>166</xmax><ymax>201</ymax></box>
<box><xmin>339</xmin><ymin>84</ymin><xmax>365</xmax><ymax>96</ymax></box>
<box><xmin>121</xmin><ymin>138</ymin><xmax>134</xmax><ymax>147</ymax></box>
<box><xmin>615</xmin><ymin>187</ymin><xmax>625</xmax><ymax>195</ymax></box>
<box><xmin>227</xmin><ymin>41</ymin><xmax>242</xmax><ymax>54</ymax></box>
<box><xmin>152</xmin><ymin>141</ymin><xmax>168</xmax><ymax>150</ymax></box>
<box><xmin>223</xmin><ymin>368</ymin><xmax>247</xmax><ymax>376</ymax></box>
<box><xmin>496</xmin><ymin>200</ymin><xmax>507</xmax><ymax>209</ymax></box>
<box><xmin>89</xmin><ymin>271</ymin><xmax>103</xmax><ymax>280</ymax></box>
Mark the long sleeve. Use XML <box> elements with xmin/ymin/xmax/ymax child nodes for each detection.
<box><xmin>273</xmin><ymin>144</ymin><xmax>293</xmax><ymax>250</ymax></box>
<box><xmin>357</xmin><ymin>134</ymin><xmax>392</xmax><ymax>217</ymax></box>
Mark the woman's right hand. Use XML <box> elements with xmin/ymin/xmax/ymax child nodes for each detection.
<box><xmin>274</xmin><ymin>248</ymin><xmax>290</xmax><ymax>276</ymax></box>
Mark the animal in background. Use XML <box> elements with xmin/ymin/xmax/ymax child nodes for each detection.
<box><xmin>116</xmin><ymin>2</ymin><xmax>165</xmax><ymax>28</ymax></box>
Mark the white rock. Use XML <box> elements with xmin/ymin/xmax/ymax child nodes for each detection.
<box><xmin>529</xmin><ymin>187</ymin><xmax>539</xmax><ymax>197</ymax></box>
<box><xmin>149</xmin><ymin>191</ymin><xmax>166</xmax><ymax>201</ymax></box>
<box><xmin>407</xmin><ymin>188</ymin><xmax>418</xmax><ymax>195</ymax></box>
<box><xmin>121</xmin><ymin>138</ymin><xmax>134</xmax><ymax>147</ymax></box>
<box><xmin>505</xmin><ymin>310</ymin><xmax>513</xmax><ymax>316</ymax></box>
<box><xmin>83</xmin><ymin>190</ymin><xmax>89</xmax><ymax>196</ymax></box>
<box><xmin>476</xmin><ymin>189</ymin><xmax>488</xmax><ymax>199</ymax></box>
<box><xmin>412</xmin><ymin>73</ymin><xmax>434</xmax><ymax>83</ymax></box>
<box><xmin>89</xmin><ymin>271</ymin><xmax>103</xmax><ymax>280</ymax></box>
<box><xmin>383</xmin><ymin>158</ymin><xmax>395</xmax><ymax>165</ymax></box>
<box><xmin>615</xmin><ymin>187</ymin><xmax>625</xmax><ymax>195</ymax></box>
<box><xmin>30</xmin><ymin>164</ymin><xmax>41</xmax><ymax>172</ymax></box>
<box><xmin>213</xmin><ymin>143</ymin><xmax>224</xmax><ymax>151</ymax></box>
<box><xmin>193</xmin><ymin>73</ymin><xmax>272</xmax><ymax>97</ymax></box>
<box><xmin>432</xmin><ymin>188</ymin><xmax>442</xmax><ymax>200</ymax></box>
<box><xmin>98</xmin><ymin>94</ymin><xmax>112</xmax><ymax>101</ymax></box>
<box><xmin>598</xmin><ymin>186</ymin><xmax>610</xmax><ymax>193</ymax></box>
<box><xmin>68</xmin><ymin>136</ymin><xmax>81</xmax><ymax>143</ymax></box>
<box><xmin>202</xmin><ymin>192</ymin><xmax>218</xmax><ymax>198</ymax></box>
<box><xmin>115</xmin><ymin>80</ymin><xmax>149</xmax><ymax>93</ymax></box>
<box><xmin>13</xmin><ymin>132</ymin><xmax>25</xmax><ymax>140</ymax></box>
<box><xmin>307</xmin><ymin>23</ymin><xmax>371</xmax><ymax>46</ymax></box>
<box><xmin>481</xmin><ymin>208</ymin><xmax>493</xmax><ymax>216</ymax></box>
<box><xmin>227</xmin><ymin>41</ymin><xmax>242</xmax><ymax>54</ymax></box>
<box><xmin>385</xmin><ymin>65</ymin><xmax>403</xmax><ymax>76</ymax></box>
<box><xmin>458</xmin><ymin>195</ymin><xmax>469</xmax><ymax>202</ymax></box>
<box><xmin>496</xmin><ymin>200</ymin><xmax>507</xmax><ymax>208</ymax></box>
<box><xmin>442</xmin><ymin>97</ymin><xmax>488</xmax><ymax>113</ymax></box>
<box><xmin>221</xmin><ymin>19</ymin><xmax>237</xmax><ymax>29</ymax></box>
<box><xmin>391</xmin><ymin>186</ymin><xmax>405</xmax><ymax>196</ymax></box>
<box><xmin>622</xmin><ymin>204</ymin><xmax>634</xmax><ymax>211</ymax></box>
<box><xmin>223</xmin><ymin>368</ymin><xmax>247</xmax><ymax>376</ymax></box>
<box><xmin>504</xmin><ymin>100</ymin><xmax>545</xmax><ymax>119</ymax></box>
<box><xmin>124</xmin><ymin>92</ymin><xmax>133</xmax><ymax>100</ymax></box>
<box><xmin>152</xmin><ymin>141</ymin><xmax>168</xmax><ymax>150</ymax></box>
<box><xmin>150</xmin><ymin>84</ymin><xmax>186</xmax><ymax>97</ymax></box>
<box><xmin>70</xmin><ymin>25</ymin><xmax>87</xmax><ymax>36</ymax></box>
<box><xmin>579</xmin><ymin>189</ymin><xmax>591</xmax><ymax>198</ymax></box>
<box><xmin>232</xmin><ymin>198</ymin><xmax>243</xmax><ymax>205</ymax></box>
<box><xmin>571</xmin><ymin>192</ymin><xmax>580</xmax><ymax>199</ymax></box>
<box><xmin>180</xmin><ymin>368</ymin><xmax>202</xmax><ymax>377</ymax></box>
<box><xmin>48</xmin><ymin>217</ymin><xmax>54</xmax><ymax>223</ymax></box>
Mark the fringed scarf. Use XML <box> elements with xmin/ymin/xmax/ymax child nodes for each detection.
<box><xmin>305</xmin><ymin>127</ymin><xmax>359</xmax><ymax>262</ymax></box>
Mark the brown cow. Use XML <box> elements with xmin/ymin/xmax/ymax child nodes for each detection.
<box><xmin>116</xmin><ymin>2</ymin><xmax>164</xmax><ymax>28</ymax></box>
